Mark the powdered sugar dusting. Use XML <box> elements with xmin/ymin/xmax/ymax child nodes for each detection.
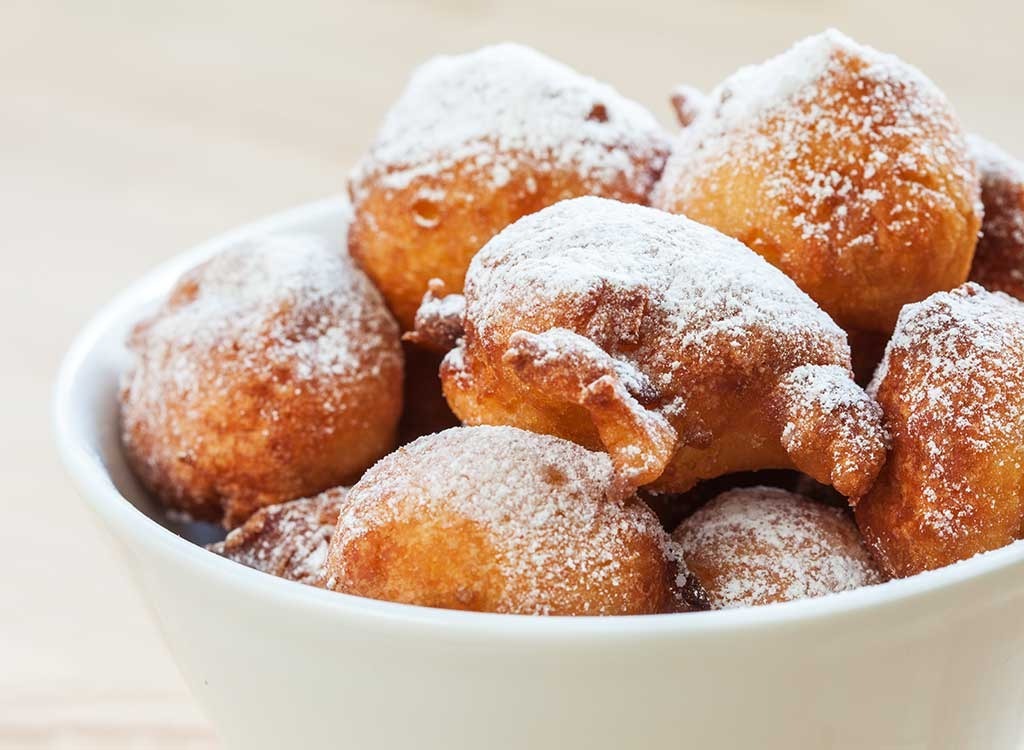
<box><xmin>466</xmin><ymin>197</ymin><xmax>847</xmax><ymax>365</ymax></box>
<box><xmin>970</xmin><ymin>135</ymin><xmax>1024</xmax><ymax>191</ymax></box>
<box><xmin>657</xmin><ymin>29</ymin><xmax>976</xmax><ymax>248</ymax></box>
<box><xmin>349</xmin><ymin>43</ymin><xmax>669</xmax><ymax>199</ymax></box>
<box><xmin>968</xmin><ymin>134</ymin><xmax>1024</xmax><ymax>292</ymax></box>
<box><xmin>689</xmin><ymin>30</ymin><xmax>843</xmax><ymax>136</ymax></box>
<box><xmin>675</xmin><ymin>486</ymin><xmax>881</xmax><ymax>609</ymax></box>
<box><xmin>122</xmin><ymin>233</ymin><xmax>400</xmax><ymax>430</ymax></box>
<box><xmin>408</xmin><ymin>282</ymin><xmax>467</xmax><ymax>352</ymax></box>
<box><xmin>778</xmin><ymin>364</ymin><xmax>889</xmax><ymax>484</ymax></box>
<box><xmin>331</xmin><ymin>426</ymin><xmax>677</xmax><ymax>614</ymax></box>
<box><xmin>416</xmin><ymin>287</ymin><xmax>466</xmax><ymax>324</ymax></box>
<box><xmin>869</xmin><ymin>283</ymin><xmax>1024</xmax><ymax>539</ymax></box>
<box><xmin>505</xmin><ymin>326</ymin><xmax>654</xmax><ymax>397</ymax></box>
<box><xmin>782</xmin><ymin>364</ymin><xmax>872</xmax><ymax>413</ymax></box>
<box><xmin>210</xmin><ymin>488</ymin><xmax>348</xmax><ymax>585</ymax></box>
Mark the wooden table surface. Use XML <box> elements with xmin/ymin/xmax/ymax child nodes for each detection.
<box><xmin>4</xmin><ymin>0</ymin><xmax>1022</xmax><ymax>746</ymax></box>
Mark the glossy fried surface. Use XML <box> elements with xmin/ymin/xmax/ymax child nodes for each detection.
<box><xmin>348</xmin><ymin>44</ymin><xmax>669</xmax><ymax>328</ymax></box>
<box><xmin>855</xmin><ymin>284</ymin><xmax>1024</xmax><ymax>577</ymax></box>
<box><xmin>674</xmin><ymin>487</ymin><xmax>882</xmax><ymax>609</ymax></box>
<box><xmin>121</xmin><ymin>236</ymin><xmax>403</xmax><ymax>528</ymax></box>
<box><xmin>414</xmin><ymin>198</ymin><xmax>887</xmax><ymax>499</ymax></box>
<box><xmin>209</xmin><ymin>488</ymin><xmax>348</xmax><ymax>585</ymax></box>
<box><xmin>325</xmin><ymin>426</ymin><xmax>693</xmax><ymax>615</ymax></box>
<box><xmin>655</xmin><ymin>30</ymin><xmax>980</xmax><ymax>336</ymax></box>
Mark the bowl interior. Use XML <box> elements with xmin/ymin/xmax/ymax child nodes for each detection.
<box><xmin>54</xmin><ymin>194</ymin><xmax>1024</xmax><ymax>630</ymax></box>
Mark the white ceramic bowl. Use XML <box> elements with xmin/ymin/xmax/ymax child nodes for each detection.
<box><xmin>54</xmin><ymin>197</ymin><xmax>1024</xmax><ymax>750</ymax></box>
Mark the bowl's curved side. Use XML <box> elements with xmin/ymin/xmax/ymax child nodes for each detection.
<box><xmin>63</xmin><ymin>471</ymin><xmax>1024</xmax><ymax>750</ymax></box>
<box><xmin>54</xmin><ymin>196</ymin><xmax>1024</xmax><ymax>750</ymax></box>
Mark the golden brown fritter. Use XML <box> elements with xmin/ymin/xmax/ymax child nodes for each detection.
<box><xmin>675</xmin><ymin>486</ymin><xmax>882</xmax><ymax>609</ymax></box>
<box><xmin>348</xmin><ymin>43</ymin><xmax>670</xmax><ymax>329</ymax></box>
<box><xmin>121</xmin><ymin>235</ymin><xmax>403</xmax><ymax>528</ymax></box>
<box><xmin>325</xmin><ymin>426</ymin><xmax>697</xmax><ymax>615</ymax></box>
<box><xmin>855</xmin><ymin>283</ymin><xmax>1024</xmax><ymax>577</ymax></box>
<box><xmin>968</xmin><ymin>135</ymin><xmax>1024</xmax><ymax>299</ymax></box>
<box><xmin>209</xmin><ymin>488</ymin><xmax>348</xmax><ymax>585</ymax></box>
<box><xmin>654</xmin><ymin>30</ymin><xmax>981</xmax><ymax>337</ymax></box>
<box><xmin>412</xmin><ymin>197</ymin><xmax>887</xmax><ymax>498</ymax></box>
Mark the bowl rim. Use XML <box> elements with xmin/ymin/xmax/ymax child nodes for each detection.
<box><xmin>52</xmin><ymin>195</ymin><xmax>1024</xmax><ymax>638</ymax></box>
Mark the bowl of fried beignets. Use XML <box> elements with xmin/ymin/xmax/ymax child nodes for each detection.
<box><xmin>55</xmin><ymin>29</ymin><xmax>1024</xmax><ymax>750</ymax></box>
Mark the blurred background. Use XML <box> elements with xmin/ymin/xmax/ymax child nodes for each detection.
<box><xmin>2</xmin><ymin>0</ymin><xmax>1021</xmax><ymax>747</ymax></box>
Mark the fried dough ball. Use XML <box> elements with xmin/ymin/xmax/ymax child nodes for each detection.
<box><xmin>854</xmin><ymin>283</ymin><xmax>1024</xmax><ymax>577</ymax></box>
<box><xmin>654</xmin><ymin>29</ymin><xmax>981</xmax><ymax>336</ymax></box>
<box><xmin>967</xmin><ymin>135</ymin><xmax>1024</xmax><ymax>299</ymax></box>
<box><xmin>209</xmin><ymin>488</ymin><xmax>347</xmax><ymax>586</ymax></box>
<box><xmin>121</xmin><ymin>235</ymin><xmax>403</xmax><ymax>528</ymax></box>
<box><xmin>325</xmin><ymin>426</ymin><xmax>697</xmax><ymax>615</ymax></box>
<box><xmin>674</xmin><ymin>487</ymin><xmax>882</xmax><ymax>609</ymax></box>
<box><xmin>348</xmin><ymin>43</ymin><xmax>670</xmax><ymax>328</ymax></box>
<box><xmin>412</xmin><ymin>197</ymin><xmax>887</xmax><ymax>498</ymax></box>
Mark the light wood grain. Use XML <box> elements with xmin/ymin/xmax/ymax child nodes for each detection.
<box><xmin>3</xmin><ymin>1</ymin><xmax>1022</xmax><ymax>746</ymax></box>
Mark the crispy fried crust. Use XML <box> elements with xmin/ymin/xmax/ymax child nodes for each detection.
<box><xmin>854</xmin><ymin>284</ymin><xmax>1024</xmax><ymax>577</ymax></box>
<box><xmin>655</xmin><ymin>33</ymin><xmax>981</xmax><ymax>336</ymax></box>
<box><xmin>348</xmin><ymin>45</ymin><xmax>669</xmax><ymax>329</ymax></box>
<box><xmin>968</xmin><ymin>136</ymin><xmax>1024</xmax><ymax>299</ymax></box>
<box><xmin>403</xmin><ymin>279</ymin><xmax>465</xmax><ymax>353</ymax></box>
<box><xmin>674</xmin><ymin>487</ymin><xmax>883</xmax><ymax>609</ymax></box>
<box><xmin>351</xmin><ymin>153</ymin><xmax>664</xmax><ymax>329</ymax></box>
<box><xmin>208</xmin><ymin>488</ymin><xmax>348</xmax><ymax>585</ymax></box>
<box><xmin>120</xmin><ymin>239</ymin><xmax>403</xmax><ymax>528</ymax></box>
<box><xmin>504</xmin><ymin>329</ymin><xmax>677</xmax><ymax>485</ymax></box>
<box><xmin>771</xmin><ymin>365</ymin><xmax>888</xmax><ymax>498</ymax></box>
<box><xmin>325</xmin><ymin>426</ymin><xmax>693</xmax><ymax>615</ymax></box>
<box><xmin>423</xmin><ymin>199</ymin><xmax>887</xmax><ymax>498</ymax></box>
